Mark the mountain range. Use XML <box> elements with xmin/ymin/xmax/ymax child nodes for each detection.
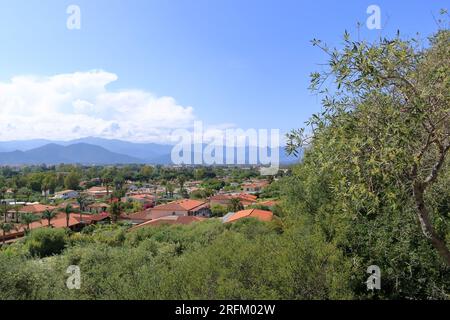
<box><xmin>0</xmin><ymin>137</ymin><xmax>300</xmax><ymax>165</ymax></box>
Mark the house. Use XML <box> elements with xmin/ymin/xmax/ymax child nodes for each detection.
<box><xmin>54</xmin><ymin>189</ymin><xmax>79</xmax><ymax>200</ymax></box>
<box><xmin>209</xmin><ymin>194</ymin><xmax>234</xmax><ymax>206</ymax></box>
<box><xmin>124</xmin><ymin>194</ymin><xmax>155</xmax><ymax>208</ymax></box>
<box><xmin>76</xmin><ymin>212</ymin><xmax>110</xmax><ymax>224</ymax></box>
<box><xmin>56</xmin><ymin>202</ymin><xmax>80</xmax><ymax>210</ymax></box>
<box><xmin>149</xmin><ymin>199</ymin><xmax>211</xmax><ymax>219</ymax></box>
<box><xmin>0</xmin><ymin>212</ymin><xmax>110</xmax><ymax>243</ymax></box>
<box><xmin>241</xmin><ymin>180</ymin><xmax>269</xmax><ymax>193</ymax></box>
<box><xmin>235</xmin><ymin>193</ymin><xmax>258</xmax><ymax>206</ymax></box>
<box><xmin>86</xmin><ymin>186</ymin><xmax>109</xmax><ymax>199</ymax></box>
<box><xmin>258</xmin><ymin>200</ymin><xmax>279</xmax><ymax>208</ymax></box>
<box><xmin>128</xmin><ymin>215</ymin><xmax>205</xmax><ymax>231</ymax></box>
<box><xmin>85</xmin><ymin>202</ymin><xmax>109</xmax><ymax>214</ymax></box>
<box><xmin>120</xmin><ymin>209</ymin><xmax>153</xmax><ymax>224</ymax></box>
<box><xmin>209</xmin><ymin>193</ymin><xmax>257</xmax><ymax>207</ymax></box>
<box><xmin>18</xmin><ymin>204</ymin><xmax>57</xmax><ymax>216</ymax></box>
<box><xmin>222</xmin><ymin>208</ymin><xmax>273</xmax><ymax>223</ymax></box>
<box><xmin>1</xmin><ymin>199</ymin><xmax>25</xmax><ymax>206</ymax></box>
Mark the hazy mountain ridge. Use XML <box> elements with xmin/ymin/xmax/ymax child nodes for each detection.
<box><xmin>0</xmin><ymin>143</ymin><xmax>143</xmax><ymax>165</ymax></box>
<box><xmin>0</xmin><ymin>137</ymin><xmax>300</xmax><ymax>165</ymax></box>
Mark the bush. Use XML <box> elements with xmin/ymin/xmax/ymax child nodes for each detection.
<box><xmin>210</xmin><ymin>204</ymin><xmax>228</xmax><ymax>217</ymax></box>
<box><xmin>26</xmin><ymin>228</ymin><xmax>68</xmax><ymax>258</ymax></box>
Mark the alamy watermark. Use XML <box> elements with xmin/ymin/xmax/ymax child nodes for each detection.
<box><xmin>366</xmin><ymin>5</ymin><xmax>381</xmax><ymax>30</ymax></box>
<box><xmin>67</xmin><ymin>5</ymin><xmax>81</xmax><ymax>30</ymax></box>
<box><xmin>170</xmin><ymin>121</ymin><xmax>280</xmax><ymax>176</ymax></box>
<box><xmin>66</xmin><ymin>265</ymin><xmax>81</xmax><ymax>290</ymax></box>
<box><xmin>366</xmin><ymin>265</ymin><xmax>381</xmax><ymax>290</ymax></box>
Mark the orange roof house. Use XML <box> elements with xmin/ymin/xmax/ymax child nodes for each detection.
<box><xmin>18</xmin><ymin>204</ymin><xmax>57</xmax><ymax>215</ymax></box>
<box><xmin>209</xmin><ymin>193</ymin><xmax>257</xmax><ymax>207</ymax></box>
<box><xmin>128</xmin><ymin>215</ymin><xmax>205</xmax><ymax>231</ymax></box>
<box><xmin>222</xmin><ymin>208</ymin><xmax>273</xmax><ymax>223</ymax></box>
<box><xmin>86</xmin><ymin>186</ymin><xmax>109</xmax><ymax>199</ymax></box>
<box><xmin>258</xmin><ymin>200</ymin><xmax>279</xmax><ymax>208</ymax></box>
<box><xmin>149</xmin><ymin>199</ymin><xmax>211</xmax><ymax>219</ymax></box>
<box><xmin>0</xmin><ymin>212</ymin><xmax>110</xmax><ymax>242</ymax></box>
<box><xmin>85</xmin><ymin>202</ymin><xmax>109</xmax><ymax>214</ymax></box>
<box><xmin>120</xmin><ymin>209</ymin><xmax>153</xmax><ymax>223</ymax></box>
<box><xmin>241</xmin><ymin>180</ymin><xmax>269</xmax><ymax>193</ymax></box>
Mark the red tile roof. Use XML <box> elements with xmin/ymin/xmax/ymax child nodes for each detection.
<box><xmin>128</xmin><ymin>194</ymin><xmax>155</xmax><ymax>200</ymax></box>
<box><xmin>18</xmin><ymin>204</ymin><xmax>57</xmax><ymax>214</ymax></box>
<box><xmin>87</xmin><ymin>186</ymin><xmax>107</xmax><ymax>192</ymax></box>
<box><xmin>258</xmin><ymin>200</ymin><xmax>278</xmax><ymax>207</ymax></box>
<box><xmin>152</xmin><ymin>199</ymin><xmax>208</xmax><ymax>212</ymax></box>
<box><xmin>128</xmin><ymin>215</ymin><xmax>205</xmax><ymax>231</ymax></box>
<box><xmin>0</xmin><ymin>213</ymin><xmax>109</xmax><ymax>241</ymax></box>
<box><xmin>225</xmin><ymin>209</ymin><xmax>273</xmax><ymax>223</ymax></box>
<box><xmin>120</xmin><ymin>210</ymin><xmax>152</xmax><ymax>221</ymax></box>
<box><xmin>74</xmin><ymin>212</ymin><xmax>110</xmax><ymax>223</ymax></box>
<box><xmin>236</xmin><ymin>193</ymin><xmax>258</xmax><ymax>202</ymax></box>
<box><xmin>0</xmin><ymin>213</ymin><xmax>83</xmax><ymax>241</ymax></box>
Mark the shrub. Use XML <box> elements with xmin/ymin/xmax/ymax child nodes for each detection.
<box><xmin>26</xmin><ymin>228</ymin><xmax>67</xmax><ymax>258</ymax></box>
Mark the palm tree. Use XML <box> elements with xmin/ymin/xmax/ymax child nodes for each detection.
<box><xmin>178</xmin><ymin>176</ymin><xmax>186</xmax><ymax>194</ymax></box>
<box><xmin>153</xmin><ymin>186</ymin><xmax>158</xmax><ymax>206</ymax></box>
<box><xmin>109</xmin><ymin>201</ymin><xmax>121</xmax><ymax>224</ymax></box>
<box><xmin>0</xmin><ymin>222</ymin><xmax>14</xmax><ymax>246</ymax></box>
<box><xmin>0</xmin><ymin>187</ymin><xmax>6</xmax><ymax>204</ymax></box>
<box><xmin>228</xmin><ymin>197</ymin><xmax>244</xmax><ymax>212</ymax></box>
<box><xmin>0</xmin><ymin>187</ymin><xmax>8</xmax><ymax>223</ymax></box>
<box><xmin>1</xmin><ymin>201</ymin><xmax>8</xmax><ymax>223</ymax></box>
<box><xmin>42</xmin><ymin>209</ymin><xmax>57</xmax><ymax>227</ymax></box>
<box><xmin>161</xmin><ymin>179</ymin><xmax>168</xmax><ymax>196</ymax></box>
<box><xmin>12</xmin><ymin>204</ymin><xmax>21</xmax><ymax>224</ymax></box>
<box><xmin>41</xmin><ymin>179</ymin><xmax>50</xmax><ymax>201</ymax></box>
<box><xmin>59</xmin><ymin>204</ymin><xmax>75</xmax><ymax>228</ymax></box>
<box><xmin>21</xmin><ymin>187</ymin><xmax>32</xmax><ymax>203</ymax></box>
<box><xmin>167</xmin><ymin>183</ymin><xmax>175</xmax><ymax>198</ymax></box>
<box><xmin>11</xmin><ymin>186</ymin><xmax>18</xmax><ymax>212</ymax></box>
<box><xmin>20</xmin><ymin>213</ymin><xmax>39</xmax><ymax>233</ymax></box>
<box><xmin>76</xmin><ymin>195</ymin><xmax>86</xmax><ymax>223</ymax></box>
<box><xmin>102</xmin><ymin>169</ymin><xmax>114</xmax><ymax>198</ymax></box>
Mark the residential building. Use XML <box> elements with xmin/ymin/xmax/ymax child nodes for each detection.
<box><xmin>86</xmin><ymin>186</ymin><xmax>109</xmax><ymax>199</ymax></box>
<box><xmin>18</xmin><ymin>204</ymin><xmax>57</xmax><ymax>216</ymax></box>
<box><xmin>209</xmin><ymin>193</ymin><xmax>257</xmax><ymax>207</ymax></box>
<box><xmin>149</xmin><ymin>199</ymin><xmax>211</xmax><ymax>219</ymax></box>
<box><xmin>241</xmin><ymin>180</ymin><xmax>269</xmax><ymax>193</ymax></box>
<box><xmin>54</xmin><ymin>189</ymin><xmax>79</xmax><ymax>200</ymax></box>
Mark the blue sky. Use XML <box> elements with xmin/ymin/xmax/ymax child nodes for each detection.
<box><xmin>0</xmin><ymin>0</ymin><xmax>447</xmax><ymax>142</ymax></box>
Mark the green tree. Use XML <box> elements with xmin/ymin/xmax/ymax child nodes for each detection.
<box><xmin>0</xmin><ymin>222</ymin><xmax>14</xmax><ymax>246</ymax></box>
<box><xmin>109</xmin><ymin>201</ymin><xmax>123</xmax><ymax>223</ymax></box>
<box><xmin>26</xmin><ymin>228</ymin><xmax>67</xmax><ymax>258</ymax></box>
<box><xmin>139</xmin><ymin>165</ymin><xmax>154</xmax><ymax>181</ymax></box>
<box><xmin>42</xmin><ymin>209</ymin><xmax>57</xmax><ymax>227</ymax></box>
<box><xmin>227</xmin><ymin>198</ymin><xmax>244</xmax><ymax>212</ymax></box>
<box><xmin>19</xmin><ymin>187</ymin><xmax>32</xmax><ymax>202</ymax></box>
<box><xmin>76</xmin><ymin>194</ymin><xmax>87</xmax><ymax>223</ymax></box>
<box><xmin>177</xmin><ymin>176</ymin><xmax>186</xmax><ymax>195</ymax></box>
<box><xmin>59</xmin><ymin>204</ymin><xmax>76</xmax><ymax>228</ymax></box>
<box><xmin>285</xmin><ymin>27</ymin><xmax>450</xmax><ymax>297</ymax></box>
<box><xmin>20</xmin><ymin>213</ymin><xmax>39</xmax><ymax>232</ymax></box>
<box><xmin>210</xmin><ymin>204</ymin><xmax>228</xmax><ymax>217</ymax></box>
<box><xmin>101</xmin><ymin>168</ymin><xmax>115</xmax><ymax>197</ymax></box>
<box><xmin>64</xmin><ymin>171</ymin><xmax>80</xmax><ymax>191</ymax></box>
<box><xmin>166</xmin><ymin>183</ymin><xmax>175</xmax><ymax>198</ymax></box>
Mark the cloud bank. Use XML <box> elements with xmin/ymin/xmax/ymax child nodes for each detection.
<box><xmin>0</xmin><ymin>70</ymin><xmax>196</xmax><ymax>142</ymax></box>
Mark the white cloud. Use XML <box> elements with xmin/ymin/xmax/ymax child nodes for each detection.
<box><xmin>0</xmin><ymin>70</ymin><xmax>196</xmax><ymax>142</ymax></box>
